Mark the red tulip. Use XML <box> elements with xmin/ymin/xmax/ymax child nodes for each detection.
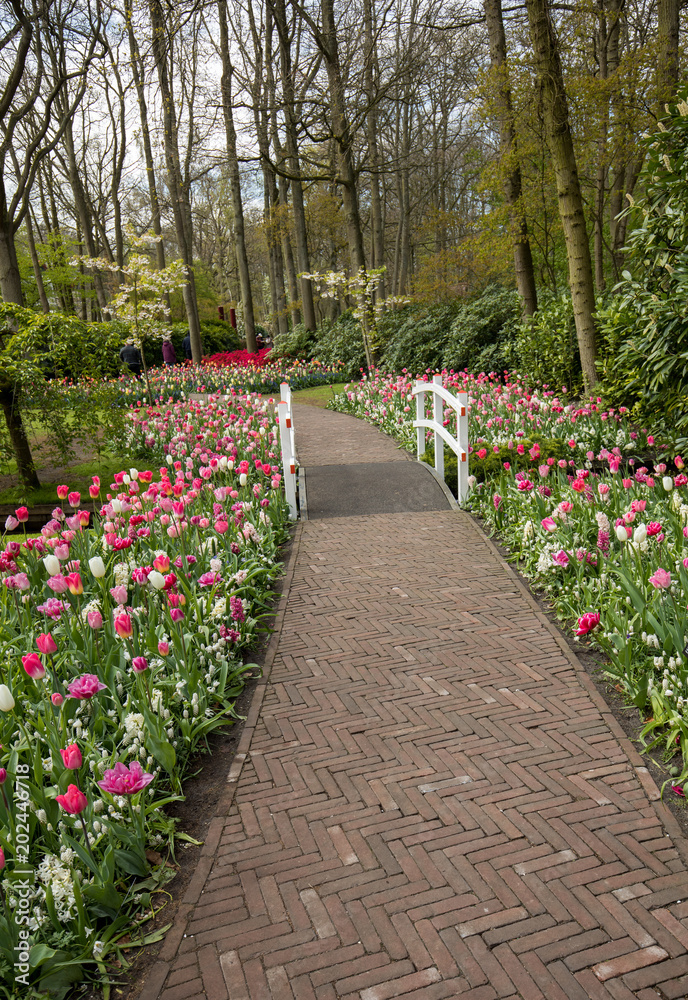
<box><xmin>55</xmin><ymin>784</ymin><xmax>87</xmax><ymax>814</ymax></box>
<box><xmin>60</xmin><ymin>744</ymin><xmax>82</xmax><ymax>769</ymax></box>
<box><xmin>22</xmin><ymin>653</ymin><xmax>45</xmax><ymax>679</ymax></box>
<box><xmin>36</xmin><ymin>633</ymin><xmax>57</xmax><ymax>655</ymax></box>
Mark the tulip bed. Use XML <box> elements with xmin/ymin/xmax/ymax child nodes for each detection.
<box><xmin>330</xmin><ymin>370</ymin><xmax>688</xmax><ymax>788</ymax></box>
<box><xmin>111</xmin><ymin>357</ymin><xmax>345</xmax><ymax>404</ymax></box>
<box><xmin>0</xmin><ymin>392</ymin><xmax>291</xmax><ymax>995</ymax></box>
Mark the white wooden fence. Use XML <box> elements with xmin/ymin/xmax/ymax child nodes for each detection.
<box><xmin>277</xmin><ymin>382</ymin><xmax>298</xmax><ymax>519</ymax></box>
<box><xmin>411</xmin><ymin>374</ymin><xmax>469</xmax><ymax>502</ymax></box>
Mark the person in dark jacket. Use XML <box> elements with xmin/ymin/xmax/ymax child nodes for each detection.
<box><xmin>182</xmin><ymin>332</ymin><xmax>192</xmax><ymax>360</ymax></box>
<box><xmin>162</xmin><ymin>334</ymin><xmax>177</xmax><ymax>366</ymax></box>
<box><xmin>119</xmin><ymin>340</ymin><xmax>143</xmax><ymax>379</ymax></box>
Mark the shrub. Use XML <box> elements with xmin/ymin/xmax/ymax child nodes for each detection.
<box><xmin>313</xmin><ymin>311</ymin><xmax>368</xmax><ymax>379</ymax></box>
<box><xmin>271</xmin><ymin>322</ymin><xmax>319</xmax><ymax>360</ymax></box>
<box><xmin>510</xmin><ymin>294</ymin><xmax>583</xmax><ymax>393</ymax></box>
<box><xmin>378</xmin><ymin>302</ymin><xmax>460</xmax><ymax>374</ymax></box>
<box><xmin>442</xmin><ymin>285</ymin><xmax>520</xmax><ymax>374</ymax></box>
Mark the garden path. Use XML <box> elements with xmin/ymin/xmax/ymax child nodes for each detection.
<box><xmin>140</xmin><ymin>407</ymin><xmax>688</xmax><ymax>1000</ymax></box>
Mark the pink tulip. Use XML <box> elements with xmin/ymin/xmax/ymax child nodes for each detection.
<box><xmin>158</xmin><ymin>641</ymin><xmax>170</xmax><ymax>656</ymax></box>
<box><xmin>575</xmin><ymin>612</ymin><xmax>600</xmax><ymax>636</ymax></box>
<box><xmin>153</xmin><ymin>553</ymin><xmax>170</xmax><ymax>573</ymax></box>
<box><xmin>131</xmin><ymin>656</ymin><xmax>148</xmax><ymax>673</ymax></box>
<box><xmin>0</xmin><ymin>768</ymin><xmax>6</xmax><ymax>784</ymax></box>
<box><xmin>646</xmin><ymin>522</ymin><xmax>663</xmax><ymax>537</ymax></box>
<box><xmin>5</xmin><ymin>515</ymin><xmax>18</xmax><ymax>531</ymax></box>
<box><xmin>55</xmin><ymin>784</ymin><xmax>88</xmax><ymax>814</ymax></box>
<box><xmin>56</xmin><ymin>485</ymin><xmax>70</xmax><ymax>500</ymax></box>
<box><xmin>47</xmin><ymin>574</ymin><xmax>69</xmax><ymax>594</ymax></box>
<box><xmin>541</xmin><ymin>517</ymin><xmax>557</xmax><ymax>532</ymax></box>
<box><xmin>110</xmin><ymin>585</ymin><xmax>128</xmax><ymax>605</ymax></box>
<box><xmin>36</xmin><ymin>633</ymin><xmax>57</xmax><ymax>655</ymax></box>
<box><xmin>60</xmin><ymin>744</ymin><xmax>82</xmax><ymax>769</ymax></box>
<box><xmin>67</xmin><ymin>674</ymin><xmax>107</xmax><ymax>699</ymax></box>
<box><xmin>551</xmin><ymin>550</ymin><xmax>570</xmax><ymax>567</ymax></box>
<box><xmin>114</xmin><ymin>613</ymin><xmax>133</xmax><ymax>637</ymax></box>
<box><xmin>87</xmin><ymin>610</ymin><xmax>103</xmax><ymax>629</ymax></box>
<box><xmin>14</xmin><ymin>506</ymin><xmax>29</xmax><ymax>523</ymax></box>
<box><xmin>98</xmin><ymin>760</ymin><xmax>154</xmax><ymax>795</ymax></box>
<box><xmin>170</xmin><ymin>608</ymin><xmax>184</xmax><ymax>622</ymax></box>
<box><xmin>51</xmin><ymin>692</ymin><xmax>64</xmax><ymax>707</ymax></box>
<box><xmin>649</xmin><ymin>568</ymin><xmax>672</xmax><ymax>589</ymax></box>
<box><xmin>89</xmin><ymin>483</ymin><xmax>100</xmax><ymax>499</ymax></box>
<box><xmin>0</xmin><ymin>847</ymin><xmax>4</xmax><ymax>870</ymax></box>
<box><xmin>65</xmin><ymin>572</ymin><xmax>83</xmax><ymax>595</ymax></box>
<box><xmin>22</xmin><ymin>653</ymin><xmax>45</xmax><ymax>679</ymax></box>
<box><xmin>67</xmin><ymin>492</ymin><xmax>81</xmax><ymax>508</ymax></box>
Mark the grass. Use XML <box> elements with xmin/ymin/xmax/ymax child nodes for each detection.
<box><xmin>0</xmin><ymin>454</ymin><xmax>131</xmax><ymax>506</ymax></box>
<box><xmin>290</xmin><ymin>383</ymin><xmax>349</xmax><ymax>407</ymax></box>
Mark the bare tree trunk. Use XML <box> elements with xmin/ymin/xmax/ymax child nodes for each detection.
<box><xmin>218</xmin><ymin>0</ymin><xmax>257</xmax><ymax>352</ymax></box>
<box><xmin>320</xmin><ymin>0</ymin><xmax>367</xmax><ymax>272</ymax></box>
<box><xmin>148</xmin><ymin>0</ymin><xmax>203</xmax><ymax>362</ymax></box>
<box><xmin>484</xmin><ymin>0</ymin><xmax>538</xmax><ymax>314</ymax></box>
<box><xmin>525</xmin><ymin>0</ymin><xmax>597</xmax><ymax>390</ymax></box>
<box><xmin>24</xmin><ymin>212</ymin><xmax>50</xmax><ymax>313</ymax></box>
<box><xmin>271</xmin><ymin>0</ymin><xmax>317</xmax><ymax>330</ymax></box>
<box><xmin>363</xmin><ymin>0</ymin><xmax>385</xmax><ymax>300</ymax></box>
<box><xmin>658</xmin><ymin>0</ymin><xmax>679</xmax><ymax>106</ymax></box>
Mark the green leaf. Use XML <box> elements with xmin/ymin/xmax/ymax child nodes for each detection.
<box><xmin>113</xmin><ymin>848</ymin><xmax>149</xmax><ymax>877</ymax></box>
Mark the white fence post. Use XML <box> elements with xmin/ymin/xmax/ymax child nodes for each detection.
<box><xmin>432</xmin><ymin>374</ymin><xmax>444</xmax><ymax>481</ymax></box>
<box><xmin>411</xmin><ymin>377</ymin><xmax>470</xmax><ymax>503</ymax></box>
<box><xmin>278</xmin><ymin>382</ymin><xmax>298</xmax><ymax>519</ymax></box>
<box><xmin>415</xmin><ymin>386</ymin><xmax>425</xmax><ymax>459</ymax></box>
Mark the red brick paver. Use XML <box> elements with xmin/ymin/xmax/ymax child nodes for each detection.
<box><xmin>139</xmin><ymin>499</ymin><xmax>688</xmax><ymax>998</ymax></box>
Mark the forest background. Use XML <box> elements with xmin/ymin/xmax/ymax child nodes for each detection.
<box><xmin>0</xmin><ymin>0</ymin><xmax>686</xmax><ymax>448</ymax></box>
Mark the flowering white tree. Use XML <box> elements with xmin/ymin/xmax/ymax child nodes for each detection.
<box><xmin>73</xmin><ymin>227</ymin><xmax>188</xmax><ymax>401</ymax></box>
<box><xmin>300</xmin><ymin>267</ymin><xmax>409</xmax><ymax>368</ymax></box>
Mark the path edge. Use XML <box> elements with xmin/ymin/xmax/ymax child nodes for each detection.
<box><xmin>473</xmin><ymin>512</ymin><xmax>688</xmax><ymax>868</ymax></box>
<box><xmin>136</xmin><ymin>520</ymin><xmax>304</xmax><ymax>1000</ymax></box>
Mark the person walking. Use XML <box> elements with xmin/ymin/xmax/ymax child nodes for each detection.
<box><xmin>119</xmin><ymin>339</ymin><xmax>143</xmax><ymax>379</ymax></box>
<box><xmin>162</xmin><ymin>334</ymin><xmax>177</xmax><ymax>366</ymax></box>
<box><xmin>182</xmin><ymin>331</ymin><xmax>192</xmax><ymax>360</ymax></box>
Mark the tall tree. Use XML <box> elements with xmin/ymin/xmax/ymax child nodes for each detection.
<box><xmin>524</xmin><ymin>0</ymin><xmax>597</xmax><ymax>388</ymax></box>
<box><xmin>484</xmin><ymin>0</ymin><xmax>537</xmax><ymax>314</ymax></box>
<box><xmin>217</xmin><ymin>0</ymin><xmax>257</xmax><ymax>352</ymax></box>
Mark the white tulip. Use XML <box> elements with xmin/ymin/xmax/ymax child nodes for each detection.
<box><xmin>148</xmin><ymin>570</ymin><xmax>165</xmax><ymax>590</ymax></box>
<box><xmin>663</xmin><ymin>476</ymin><xmax>674</xmax><ymax>491</ymax></box>
<box><xmin>633</xmin><ymin>523</ymin><xmax>647</xmax><ymax>544</ymax></box>
<box><xmin>43</xmin><ymin>554</ymin><xmax>60</xmax><ymax>576</ymax></box>
<box><xmin>166</xmin><ymin>455</ymin><xmax>173</xmax><ymax>465</ymax></box>
<box><xmin>615</xmin><ymin>524</ymin><xmax>628</xmax><ymax>542</ymax></box>
<box><xmin>89</xmin><ymin>556</ymin><xmax>106</xmax><ymax>578</ymax></box>
<box><xmin>110</xmin><ymin>499</ymin><xmax>122</xmax><ymax>514</ymax></box>
<box><xmin>0</xmin><ymin>685</ymin><xmax>15</xmax><ymax>712</ymax></box>
<box><xmin>129</xmin><ymin>468</ymin><xmax>139</xmax><ymax>481</ymax></box>
<box><xmin>239</xmin><ymin>473</ymin><xmax>248</xmax><ymax>486</ymax></box>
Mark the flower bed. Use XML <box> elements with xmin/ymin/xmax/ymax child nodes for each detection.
<box><xmin>0</xmin><ymin>393</ymin><xmax>290</xmax><ymax>993</ymax></box>
<box><xmin>330</xmin><ymin>370</ymin><xmax>688</xmax><ymax>787</ymax></box>
<box><xmin>103</xmin><ymin>357</ymin><xmax>345</xmax><ymax>404</ymax></box>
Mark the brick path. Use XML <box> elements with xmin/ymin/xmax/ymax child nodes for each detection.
<box><xmin>141</xmin><ymin>411</ymin><xmax>688</xmax><ymax>1000</ymax></box>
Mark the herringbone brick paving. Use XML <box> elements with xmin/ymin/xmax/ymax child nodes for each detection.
<box><xmin>140</xmin><ymin>457</ymin><xmax>688</xmax><ymax>998</ymax></box>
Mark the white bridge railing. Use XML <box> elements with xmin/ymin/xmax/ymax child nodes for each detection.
<box><xmin>411</xmin><ymin>375</ymin><xmax>469</xmax><ymax>503</ymax></box>
<box><xmin>277</xmin><ymin>382</ymin><xmax>298</xmax><ymax>519</ymax></box>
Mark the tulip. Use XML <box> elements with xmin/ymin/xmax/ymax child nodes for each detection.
<box><xmin>56</xmin><ymin>485</ymin><xmax>69</xmax><ymax>500</ymax></box>
<box><xmin>663</xmin><ymin>476</ymin><xmax>674</xmax><ymax>491</ymax></box>
<box><xmin>0</xmin><ymin>685</ymin><xmax>15</xmax><ymax>712</ymax></box>
<box><xmin>633</xmin><ymin>524</ymin><xmax>647</xmax><ymax>544</ymax></box>
<box><xmin>0</xmin><ymin>847</ymin><xmax>4</xmax><ymax>870</ymax></box>
<box><xmin>541</xmin><ymin>517</ymin><xmax>557</xmax><ymax>532</ymax></box>
<box><xmin>98</xmin><ymin>760</ymin><xmax>154</xmax><ymax>795</ymax></box>
<box><xmin>67</xmin><ymin>674</ymin><xmax>107</xmax><ymax>699</ymax></box>
<box><xmin>649</xmin><ymin>568</ymin><xmax>672</xmax><ymax>589</ymax></box>
<box><xmin>110</xmin><ymin>585</ymin><xmax>128</xmax><ymax>605</ymax></box>
<box><xmin>51</xmin><ymin>692</ymin><xmax>64</xmax><ymax>707</ymax></box>
<box><xmin>148</xmin><ymin>570</ymin><xmax>165</xmax><ymax>590</ymax></box>
<box><xmin>60</xmin><ymin>744</ymin><xmax>82</xmax><ymax>770</ymax></box>
<box><xmin>158</xmin><ymin>641</ymin><xmax>170</xmax><ymax>656</ymax></box>
<box><xmin>55</xmin><ymin>784</ymin><xmax>88</xmax><ymax>815</ymax></box>
<box><xmin>5</xmin><ymin>515</ymin><xmax>18</xmax><ymax>531</ymax></box>
<box><xmin>114</xmin><ymin>613</ymin><xmax>133</xmax><ymax>638</ymax></box>
<box><xmin>67</xmin><ymin>491</ymin><xmax>81</xmax><ymax>508</ymax></box>
<box><xmin>14</xmin><ymin>506</ymin><xmax>29</xmax><ymax>523</ymax></box>
<box><xmin>89</xmin><ymin>483</ymin><xmax>100</xmax><ymax>499</ymax></box>
<box><xmin>65</xmin><ymin>572</ymin><xmax>83</xmax><ymax>596</ymax></box>
<box><xmin>87</xmin><ymin>610</ymin><xmax>103</xmax><ymax>629</ymax></box>
<box><xmin>89</xmin><ymin>556</ymin><xmax>106</xmax><ymax>578</ymax></box>
<box><xmin>22</xmin><ymin>653</ymin><xmax>45</xmax><ymax>680</ymax></box>
<box><xmin>132</xmin><ymin>656</ymin><xmax>148</xmax><ymax>673</ymax></box>
<box><xmin>576</xmin><ymin>612</ymin><xmax>600</xmax><ymax>636</ymax></box>
<box><xmin>36</xmin><ymin>633</ymin><xmax>57</xmax><ymax>655</ymax></box>
<box><xmin>43</xmin><ymin>554</ymin><xmax>61</xmax><ymax>576</ymax></box>
<box><xmin>239</xmin><ymin>473</ymin><xmax>248</xmax><ymax>486</ymax></box>
<box><xmin>153</xmin><ymin>553</ymin><xmax>170</xmax><ymax>573</ymax></box>
<box><xmin>0</xmin><ymin>768</ymin><xmax>6</xmax><ymax>784</ymax></box>
<box><xmin>615</xmin><ymin>524</ymin><xmax>629</xmax><ymax>542</ymax></box>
